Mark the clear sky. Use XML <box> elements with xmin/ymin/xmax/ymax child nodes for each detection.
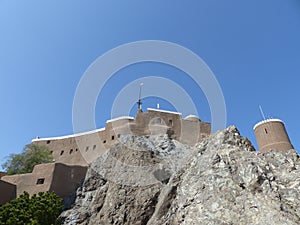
<box><xmin>1</xmin><ymin>0</ymin><xmax>300</xmax><ymax>166</ymax></box>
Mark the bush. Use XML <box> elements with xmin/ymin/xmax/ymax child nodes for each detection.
<box><xmin>2</xmin><ymin>144</ymin><xmax>53</xmax><ymax>175</ymax></box>
<box><xmin>0</xmin><ymin>191</ymin><xmax>63</xmax><ymax>225</ymax></box>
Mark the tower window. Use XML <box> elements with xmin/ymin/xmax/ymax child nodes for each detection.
<box><xmin>36</xmin><ymin>178</ymin><xmax>45</xmax><ymax>185</ymax></box>
<box><xmin>46</xmin><ymin>140</ymin><xmax>51</xmax><ymax>144</ymax></box>
<box><xmin>60</xmin><ymin>150</ymin><xmax>64</xmax><ymax>156</ymax></box>
<box><xmin>93</xmin><ymin>145</ymin><xmax>96</xmax><ymax>150</ymax></box>
<box><xmin>70</xmin><ymin>149</ymin><xmax>73</xmax><ymax>154</ymax></box>
<box><xmin>155</xmin><ymin>118</ymin><xmax>162</xmax><ymax>124</ymax></box>
<box><xmin>118</xmin><ymin>134</ymin><xmax>121</xmax><ymax>138</ymax></box>
<box><xmin>103</xmin><ymin>140</ymin><xmax>106</xmax><ymax>144</ymax></box>
<box><xmin>86</xmin><ymin>146</ymin><xmax>89</xmax><ymax>152</ymax></box>
<box><xmin>169</xmin><ymin>119</ymin><xmax>173</xmax><ymax>126</ymax></box>
<box><xmin>112</xmin><ymin>135</ymin><xmax>115</xmax><ymax>140</ymax></box>
<box><xmin>265</xmin><ymin>128</ymin><xmax>268</xmax><ymax>134</ymax></box>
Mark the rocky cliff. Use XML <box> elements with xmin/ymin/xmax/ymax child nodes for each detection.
<box><xmin>60</xmin><ymin>126</ymin><xmax>300</xmax><ymax>225</ymax></box>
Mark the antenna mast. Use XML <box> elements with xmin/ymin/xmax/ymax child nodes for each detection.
<box><xmin>259</xmin><ymin>105</ymin><xmax>266</xmax><ymax>121</ymax></box>
<box><xmin>137</xmin><ymin>83</ymin><xmax>144</xmax><ymax>111</ymax></box>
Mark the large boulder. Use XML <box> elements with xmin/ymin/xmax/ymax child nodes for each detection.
<box><xmin>60</xmin><ymin>126</ymin><xmax>300</xmax><ymax>225</ymax></box>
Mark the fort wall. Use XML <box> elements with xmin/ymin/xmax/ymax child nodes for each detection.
<box><xmin>1</xmin><ymin>163</ymin><xmax>56</xmax><ymax>197</ymax></box>
<box><xmin>31</xmin><ymin>109</ymin><xmax>211</xmax><ymax>166</ymax></box>
<box><xmin>0</xmin><ymin>180</ymin><xmax>16</xmax><ymax>205</ymax></box>
<box><xmin>0</xmin><ymin>108</ymin><xmax>211</xmax><ymax>205</ymax></box>
<box><xmin>49</xmin><ymin>163</ymin><xmax>87</xmax><ymax>198</ymax></box>
<box><xmin>1</xmin><ymin>163</ymin><xmax>87</xmax><ymax>199</ymax></box>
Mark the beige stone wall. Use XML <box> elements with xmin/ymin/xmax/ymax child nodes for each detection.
<box><xmin>1</xmin><ymin>163</ymin><xmax>56</xmax><ymax>197</ymax></box>
<box><xmin>50</xmin><ymin>163</ymin><xmax>87</xmax><ymax>198</ymax></box>
<box><xmin>0</xmin><ymin>163</ymin><xmax>87</xmax><ymax>201</ymax></box>
<box><xmin>32</xmin><ymin>110</ymin><xmax>211</xmax><ymax>166</ymax></box>
<box><xmin>0</xmin><ymin>180</ymin><xmax>16</xmax><ymax>205</ymax></box>
<box><xmin>32</xmin><ymin>117</ymin><xmax>135</xmax><ymax>166</ymax></box>
<box><xmin>180</xmin><ymin>120</ymin><xmax>211</xmax><ymax>145</ymax></box>
<box><xmin>132</xmin><ymin>109</ymin><xmax>182</xmax><ymax>137</ymax></box>
<box><xmin>254</xmin><ymin>119</ymin><xmax>293</xmax><ymax>153</ymax></box>
<box><xmin>35</xmin><ymin>138</ymin><xmax>88</xmax><ymax>166</ymax></box>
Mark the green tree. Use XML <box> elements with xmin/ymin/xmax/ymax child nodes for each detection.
<box><xmin>2</xmin><ymin>144</ymin><xmax>53</xmax><ymax>175</ymax></box>
<box><xmin>0</xmin><ymin>191</ymin><xmax>63</xmax><ymax>225</ymax></box>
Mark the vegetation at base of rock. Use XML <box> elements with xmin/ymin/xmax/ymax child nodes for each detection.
<box><xmin>0</xmin><ymin>191</ymin><xmax>63</xmax><ymax>225</ymax></box>
<box><xmin>2</xmin><ymin>144</ymin><xmax>53</xmax><ymax>175</ymax></box>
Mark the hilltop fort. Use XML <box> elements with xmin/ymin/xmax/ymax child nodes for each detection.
<box><xmin>0</xmin><ymin>107</ymin><xmax>211</xmax><ymax>205</ymax></box>
<box><xmin>0</xmin><ymin>106</ymin><xmax>294</xmax><ymax>206</ymax></box>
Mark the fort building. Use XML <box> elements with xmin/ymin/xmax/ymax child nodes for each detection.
<box><xmin>30</xmin><ymin>108</ymin><xmax>211</xmax><ymax>166</ymax></box>
<box><xmin>254</xmin><ymin>119</ymin><xmax>294</xmax><ymax>153</ymax></box>
<box><xmin>1</xmin><ymin>163</ymin><xmax>87</xmax><ymax>199</ymax></box>
<box><xmin>0</xmin><ymin>108</ymin><xmax>211</xmax><ymax>205</ymax></box>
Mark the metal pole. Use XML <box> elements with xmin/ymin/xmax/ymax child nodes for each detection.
<box><xmin>259</xmin><ymin>105</ymin><xmax>266</xmax><ymax>121</ymax></box>
<box><xmin>137</xmin><ymin>83</ymin><xmax>143</xmax><ymax>110</ymax></box>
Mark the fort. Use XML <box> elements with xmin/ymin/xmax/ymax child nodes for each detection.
<box><xmin>0</xmin><ymin>106</ymin><xmax>294</xmax><ymax>205</ymax></box>
<box><xmin>0</xmin><ymin>108</ymin><xmax>211</xmax><ymax>205</ymax></box>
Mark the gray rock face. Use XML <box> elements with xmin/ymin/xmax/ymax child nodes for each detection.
<box><xmin>60</xmin><ymin>126</ymin><xmax>300</xmax><ymax>225</ymax></box>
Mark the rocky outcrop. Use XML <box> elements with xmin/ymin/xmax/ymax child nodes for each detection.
<box><xmin>60</xmin><ymin>126</ymin><xmax>300</xmax><ymax>225</ymax></box>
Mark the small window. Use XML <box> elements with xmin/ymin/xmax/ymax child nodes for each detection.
<box><xmin>112</xmin><ymin>135</ymin><xmax>115</xmax><ymax>140</ymax></box>
<box><xmin>265</xmin><ymin>128</ymin><xmax>268</xmax><ymax>134</ymax></box>
<box><xmin>103</xmin><ymin>140</ymin><xmax>106</xmax><ymax>144</ymax></box>
<box><xmin>155</xmin><ymin>118</ymin><xmax>161</xmax><ymax>124</ymax></box>
<box><xmin>50</xmin><ymin>151</ymin><xmax>53</xmax><ymax>154</ymax></box>
<box><xmin>86</xmin><ymin>146</ymin><xmax>89</xmax><ymax>152</ymax></box>
<box><xmin>75</xmin><ymin>148</ymin><xmax>78</xmax><ymax>152</ymax></box>
<box><xmin>36</xmin><ymin>178</ymin><xmax>45</xmax><ymax>185</ymax></box>
<box><xmin>118</xmin><ymin>134</ymin><xmax>121</xmax><ymax>138</ymax></box>
<box><xmin>60</xmin><ymin>150</ymin><xmax>64</xmax><ymax>156</ymax></box>
<box><xmin>169</xmin><ymin>119</ymin><xmax>173</xmax><ymax>126</ymax></box>
<box><xmin>93</xmin><ymin>145</ymin><xmax>96</xmax><ymax>150</ymax></box>
<box><xmin>70</xmin><ymin>149</ymin><xmax>73</xmax><ymax>154</ymax></box>
<box><xmin>46</xmin><ymin>140</ymin><xmax>51</xmax><ymax>144</ymax></box>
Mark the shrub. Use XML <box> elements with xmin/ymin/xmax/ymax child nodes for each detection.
<box><xmin>0</xmin><ymin>191</ymin><xmax>63</xmax><ymax>225</ymax></box>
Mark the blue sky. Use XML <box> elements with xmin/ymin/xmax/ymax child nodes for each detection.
<box><xmin>1</xmin><ymin>0</ymin><xmax>300</xmax><ymax>165</ymax></box>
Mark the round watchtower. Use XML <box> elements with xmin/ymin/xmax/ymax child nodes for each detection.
<box><xmin>253</xmin><ymin>119</ymin><xmax>293</xmax><ymax>153</ymax></box>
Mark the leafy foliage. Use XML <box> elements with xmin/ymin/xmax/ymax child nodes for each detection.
<box><xmin>0</xmin><ymin>191</ymin><xmax>63</xmax><ymax>225</ymax></box>
<box><xmin>2</xmin><ymin>144</ymin><xmax>53</xmax><ymax>175</ymax></box>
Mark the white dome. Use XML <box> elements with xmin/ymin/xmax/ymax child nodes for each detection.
<box><xmin>184</xmin><ymin>115</ymin><xmax>201</xmax><ymax>122</ymax></box>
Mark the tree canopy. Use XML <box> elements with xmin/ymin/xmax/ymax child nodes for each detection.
<box><xmin>0</xmin><ymin>191</ymin><xmax>63</xmax><ymax>225</ymax></box>
<box><xmin>2</xmin><ymin>144</ymin><xmax>53</xmax><ymax>175</ymax></box>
